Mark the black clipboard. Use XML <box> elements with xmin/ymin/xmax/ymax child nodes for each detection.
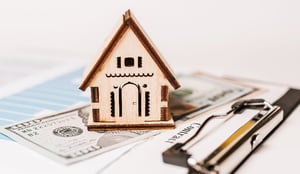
<box><xmin>162</xmin><ymin>88</ymin><xmax>300</xmax><ymax>174</ymax></box>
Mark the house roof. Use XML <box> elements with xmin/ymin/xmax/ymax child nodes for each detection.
<box><xmin>79</xmin><ymin>10</ymin><xmax>180</xmax><ymax>91</ymax></box>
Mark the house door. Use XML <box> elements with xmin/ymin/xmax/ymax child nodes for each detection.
<box><xmin>119</xmin><ymin>82</ymin><xmax>141</xmax><ymax>119</ymax></box>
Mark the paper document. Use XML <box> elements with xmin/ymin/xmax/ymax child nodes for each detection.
<box><xmin>0</xmin><ymin>67</ymin><xmax>90</xmax><ymax>140</ymax></box>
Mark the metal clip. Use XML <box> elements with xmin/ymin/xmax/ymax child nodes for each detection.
<box><xmin>162</xmin><ymin>99</ymin><xmax>283</xmax><ymax>174</ymax></box>
<box><xmin>230</xmin><ymin>99</ymin><xmax>272</xmax><ymax>114</ymax></box>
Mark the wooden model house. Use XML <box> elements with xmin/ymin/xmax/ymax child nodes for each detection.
<box><xmin>79</xmin><ymin>10</ymin><xmax>180</xmax><ymax>130</ymax></box>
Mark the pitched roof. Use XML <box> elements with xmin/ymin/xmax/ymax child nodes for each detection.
<box><xmin>79</xmin><ymin>10</ymin><xmax>180</xmax><ymax>91</ymax></box>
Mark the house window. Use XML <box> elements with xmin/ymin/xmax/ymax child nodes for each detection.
<box><xmin>161</xmin><ymin>86</ymin><xmax>169</xmax><ymax>101</ymax></box>
<box><xmin>117</xmin><ymin>57</ymin><xmax>121</xmax><ymax>68</ymax></box>
<box><xmin>138</xmin><ymin>56</ymin><xmax>142</xmax><ymax>68</ymax></box>
<box><xmin>160</xmin><ymin>107</ymin><xmax>169</xmax><ymax>121</ymax></box>
<box><xmin>124</xmin><ymin>57</ymin><xmax>134</xmax><ymax>67</ymax></box>
<box><xmin>110</xmin><ymin>92</ymin><xmax>115</xmax><ymax>117</ymax></box>
<box><xmin>92</xmin><ymin>109</ymin><xmax>100</xmax><ymax>122</ymax></box>
<box><xmin>91</xmin><ymin>87</ymin><xmax>99</xmax><ymax>102</ymax></box>
<box><xmin>145</xmin><ymin>91</ymin><xmax>150</xmax><ymax>116</ymax></box>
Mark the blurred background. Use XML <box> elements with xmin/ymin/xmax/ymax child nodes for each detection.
<box><xmin>0</xmin><ymin>0</ymin><xmax>299</xmax><ymax>87</ymax></box>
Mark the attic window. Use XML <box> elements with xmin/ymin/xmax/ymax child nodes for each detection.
<box><xmin>124</xmin><ymin>57</ymin><xmax>134</xmax><ymax>67</ymax></box>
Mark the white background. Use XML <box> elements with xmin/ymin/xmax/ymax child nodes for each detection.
<box><xmin>0</xmin><ymin>0</ymin><xmax>299</xmax><ymax>87</ymax></box>
<box><xmin>0</xmin><ymin>1</ymin><xmax>299</xmax><ymax>173</ymax></box>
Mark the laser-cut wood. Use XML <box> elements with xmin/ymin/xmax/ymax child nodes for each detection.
<box><xmin>79</xmin><ymin>9</ymin><xmax>180</xmax><ymax>130</ymax></box>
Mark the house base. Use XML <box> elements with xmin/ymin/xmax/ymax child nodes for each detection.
<box><xmin>87</xmin><ymin>115</ymin><xmax>175</xmax><ymax>131</ymax></box>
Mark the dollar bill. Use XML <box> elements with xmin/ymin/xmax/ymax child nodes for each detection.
<box><xmin>0</xmin><ymin>73</ymin><xmax>255</xmax><ymax>165</ymax></box>
<box><xmin>170</xmin><ymin>74</ymin><xmax>255</xmax><ymax>120</ymax></box>
<box><xmin>0</xmin><ymin>105</ymin><xmax>155</xmax><ymax>165</ymax></box>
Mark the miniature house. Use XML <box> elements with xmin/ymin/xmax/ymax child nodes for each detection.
<box><xmin>79</xmin><ymin>10</ymin><xmax>180</xmax><ymax>130</ymax></box>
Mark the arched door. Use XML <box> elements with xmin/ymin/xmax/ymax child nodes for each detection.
<box><xmin>119</xmin><ymin>82</ymin><xmax>141</xmax><ymax>120</ymax></box>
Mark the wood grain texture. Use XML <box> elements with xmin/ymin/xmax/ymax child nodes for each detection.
<box><xmin>160</xmin><ymin>107</ymin><xmax>169</xmax><ymax>121</ymax></box>
<box><xmin>79</xmin><ymin>9</ymin><xmax>180</xmax><ymax>90</ymax></box>
<box><xmin>87</xmin><ymin>118</ymin><xmax>175</xmax><ymax>131</ymax></box>
<box><xmin>92</xmin><ymin>108</ymin><xmax>100</xmax><ymax>122</ymax></box>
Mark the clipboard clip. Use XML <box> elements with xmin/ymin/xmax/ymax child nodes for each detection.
<box><xmin>162</xmin><ymin>99</ymin><xmax>283</xmax><ymax>174</ymax></box>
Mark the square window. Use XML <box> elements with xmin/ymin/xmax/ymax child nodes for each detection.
<box><xmin>124</xmin><ymin>57</ymin><xmax>134</xmax><ymax>67</ymax></box>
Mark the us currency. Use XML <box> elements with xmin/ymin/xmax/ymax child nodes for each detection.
<box><xmin>0</xmin><ymin>105</ymin><xmax>155</xmax><ymax>165</ymax></box>
<box><xmin>0</xmin><ymin>74</ymin><xmax>255</xmax><ymax>165</ymax></box>
<box><xmin>169</xmin><ymin>74</ymin><xmax>254</xmax><ymax>120</ymax></box>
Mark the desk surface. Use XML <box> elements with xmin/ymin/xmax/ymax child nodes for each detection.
<box><xmin>0</xmin><ymin>1</ymin><xmax>299</xmax><ymax>173</ymax></box>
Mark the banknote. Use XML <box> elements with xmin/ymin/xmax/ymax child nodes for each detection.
<box><xmin>0</xmin><ymin>105</ymin><xmax>155</xmax><ymax>164</ymax></box>
<box><xmin>0</xmin><ymin>73</ymin><xmax>255</xmax><ymax>165</ymax></box>
<box><xmin>170</xmin><ymin>73</ymin><xmax>255</xmax><ymax>120</ymax></box>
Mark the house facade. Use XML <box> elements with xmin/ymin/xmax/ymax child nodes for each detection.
<box><xmin>79</xmin><ymin>10</ymin><xmax>180</xmax><ymax>130</ymax></box>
